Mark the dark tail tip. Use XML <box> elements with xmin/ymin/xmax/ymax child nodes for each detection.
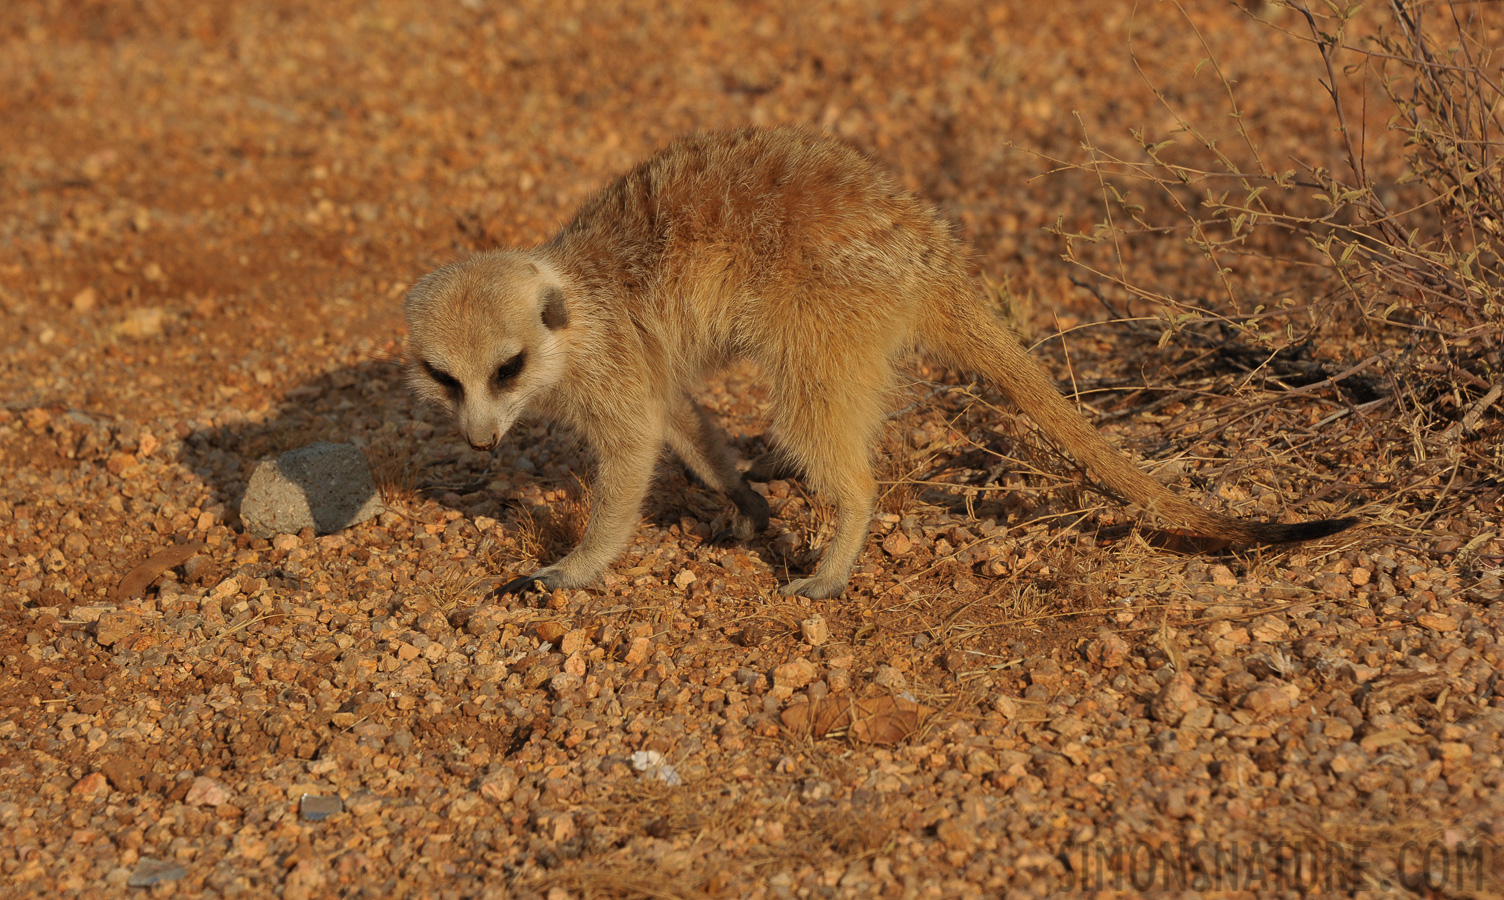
<box><xmin>1251</xmin><ymin>516</ymin><xmax>1362</xmax><ymax>545</ymax></box>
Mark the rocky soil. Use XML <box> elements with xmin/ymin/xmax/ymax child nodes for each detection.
<box><xmin>2</xmin><ymin>1</ymin><xmax>1501</xmax><ymax>897</ymax></box>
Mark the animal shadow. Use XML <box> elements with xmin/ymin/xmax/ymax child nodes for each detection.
<box><xmin>177</xmin><ymin>356</ymin><xmax>780</xmax><ymax>571</ymax></box>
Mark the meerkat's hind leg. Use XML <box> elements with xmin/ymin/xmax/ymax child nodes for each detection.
<box><xmin>779</xmin><ymin>452</ymin><xmax>877</xmax><ymax>599</ymax></box>
<box><xmin>771</xmin><ymin>391</ymin><xmax>884</xmax><ymax>600</ymax></box>
<box><xmin>745</xmin><ymin>446</ymin><xmax>802</xmax><ymax>484</ymax></box>
<box><xmin>663</xmin><ymin>392</ymin><xmax>770</xmax><ymax>541</ymax></box>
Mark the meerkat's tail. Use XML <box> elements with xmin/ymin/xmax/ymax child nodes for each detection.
<box><xmin>921</xmin><ymin>294</ymin><xmax>1359</xmax><ymax>545</ymax></box>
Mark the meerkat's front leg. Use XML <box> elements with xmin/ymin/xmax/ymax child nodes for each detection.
<box><xmin>498</xmin><ymin>422</ymin><xmax>662</xmax><ymax>595</ymax></box>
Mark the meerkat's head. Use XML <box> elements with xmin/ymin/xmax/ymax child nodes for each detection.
<box><xmin>403</xmin><ymin>251</ymin><xmax>571</xmax><ymax>451</ymax></box>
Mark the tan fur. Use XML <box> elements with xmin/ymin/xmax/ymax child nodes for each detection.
<box><xmin>404</xmin><ymin>126</ymin><xmax>1356</xmax><ymax>599</ymax></box>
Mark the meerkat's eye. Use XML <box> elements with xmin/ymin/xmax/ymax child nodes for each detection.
<box><xmin>493</xmin><ymin>351</ymin><xmax>526</xmax><ymax>387</ymax></box>
<box><xmin>424</xmin><ymin>362</ymin><xmax>463</xmax><ymax>397</ymax></box>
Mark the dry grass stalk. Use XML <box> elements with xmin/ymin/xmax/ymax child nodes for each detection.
<box><xmin>411</xmin><ymin>562</ymin><xmax>493</xmax><ymax>612</ymax></box>
<box><xmin>365</xmin><ymin>439</ymin><xmax>420</xmax><ymax>506</ymax></box>
<box><xmin>529</xmin><ymin>864</ymin><xmax>703</xmax><ymax>900</ymax></box>
<box><xmin>504</xmin><ymin>472</ymin><xmax>594</xmax><ymax>569</ymax></box>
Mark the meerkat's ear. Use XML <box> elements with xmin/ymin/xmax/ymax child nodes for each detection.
<box><xmin>540</xmin><ymin>286</ymin><xmax>569</xmax><ymax>330</ymax></box>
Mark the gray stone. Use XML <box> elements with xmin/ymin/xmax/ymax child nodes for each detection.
<box><xmin>127</xmin><ymin>858</ymin><xmax>187</xmax><ymax>887</ymax></box>
<box><xmin>300</xmin><ymin>792</ymin><xmax>344</xmax><ymax>821</ymax></box>
<box><xmin>240</xmin><ymin>442</ymin><xmax>383</xmax><ymax>539</ymax></box>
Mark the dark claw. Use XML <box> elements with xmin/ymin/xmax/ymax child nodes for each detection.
<box><xmin>733</xmin><ymin>479</ymin><xmax>771</xmax><ymax>534</ymax></box>
<box><xmin>710</xmin><ymin>512</ymin><xmax>768</xmax><ymax>547</ymax></box>
<box><xmin>498</xmin><ymin>574</ymin><xmax>549</xmax><ymax>596</ymax></box>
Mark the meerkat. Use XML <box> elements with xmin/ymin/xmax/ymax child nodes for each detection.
<box><xmin>404</xmin><ymin>126</ymin><xmax>1357</xmax><ymax>599</ymax></box>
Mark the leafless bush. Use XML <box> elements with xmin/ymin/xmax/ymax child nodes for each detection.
<box><xmin>1040</xmin><ymin>0</ymin><xmax>1503</xmax><ymax>526</ymax></box>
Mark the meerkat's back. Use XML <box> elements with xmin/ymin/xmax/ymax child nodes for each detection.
<box><xmin>546</xmin><ymin>129</ymin><xmax>961</xmax><ymax>359</ymax></box>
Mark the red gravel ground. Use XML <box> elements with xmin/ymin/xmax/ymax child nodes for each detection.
<box><xmin>2</xmin><ymin>1</ymin><xmax>1501</xmax><ymax>897</ymax></box>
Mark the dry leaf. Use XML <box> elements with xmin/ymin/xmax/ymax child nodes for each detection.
<box><xmin>113</xmin><ymin>541</ymin><xmax>206</xmax><ymax>601</ymax></box>
<box><xmin>534</xmin><ymin>621</ymin><xmax>569</xmax><ymax>643</ymax></box>
<box><xmin>1360</xmin><ymin>673</ymin><xmax>1448</xmax><ymax>713</ymax></box>
<box><xmin>781</xmin><ymin>694</ymin><xmax>933</xmax><ymax>745</ymax></box>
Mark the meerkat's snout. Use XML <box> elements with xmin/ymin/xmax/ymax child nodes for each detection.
<box><xmin>456</xmin><ymin>396</ymin><xmax>518</xmax><ymax>452</ymax></box>
<box><xmin>459</xmin><ymin>417</ymin><xmax>500</xmax><ymax>451</ymax></box>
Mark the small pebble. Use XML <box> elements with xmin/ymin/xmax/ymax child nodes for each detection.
<box><xmin>799</xmin><ymin>615</ymin><xmax>829</xmax><ymax>646</ymax></box>
<box><xmin>882</xmin><ymin>530</ymin><xmax>913</xmax><ymax>556</ymax></box>
<box><xmin>773</xmin><ymin>657</ymin><xmax>819</xmax><ymax>691</ymax></box>
<box><xmin>630</xmin><ymin>750</ymin><xmax>683</xmax><ymax>786</ymax></box>
<box><xmin>1151</xmin><ymin>674</ymin><xmax>1200</xmax><ymax>725</ymax></box>
<box><xmin>184</xmin><ymin>776</ymin><xmax>234</xmax><ymax>807</ymax></box>
<box><xmin>128</xmin><ymin>859</ymin><xmax>187</xmax><ymax>888</ymax></box>
<box><xmin>299</xmin><ymin>794</ymin><xmax>344</xmax><ymax>822</ymax></box>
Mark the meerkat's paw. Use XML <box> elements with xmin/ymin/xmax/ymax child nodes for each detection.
<box><xmin>780</xmin><ymin>575</ymin><xmax>847</xmax><ymax>600</ymax></box>
<box><xmin>707</xmin><ymin>479</ymin><xmax>770</xmax><ymax>545</ymax></box>
<box><xmin>730</xmin><ymin>513</ymin><xmax>762</xmax><ymax>543</ymax></box>
<box><xmin>501</xmin><ymin>554</ymin><xmax>608</xmax><ymax>596</ymax></box>
<box><xmin>497</xmin><ymin>571</ymin><xmax>556</xmax><ymax>596</ymax></box>
<box><xmin>731</xmin><ymin>479</ymin><xmax>770</xmax><ymax>540</ymax></box>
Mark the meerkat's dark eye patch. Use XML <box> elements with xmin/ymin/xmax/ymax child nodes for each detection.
<box><xmin>493</xmin><ymin>351</ymin><xmax>525</xmax><ymax>387</ymax></box>
<box><xmin>424</xmin><ymin>361</ymin><xmax>463</xmax><ymax>397</ymax></box>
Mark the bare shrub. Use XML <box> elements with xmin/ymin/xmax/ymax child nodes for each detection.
<box><xmin>1037</xmin><ymin>0</ymin><xmax>1503</xmax><ymax>529</ymax></box>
